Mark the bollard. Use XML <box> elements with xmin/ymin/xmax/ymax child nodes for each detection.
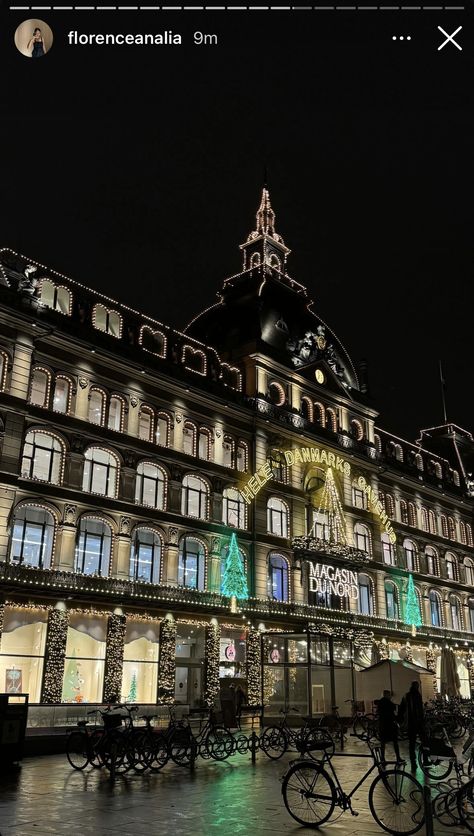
<box><xmin>250</xmin><ymin>731</ymin><xmax>257</xmax><ymax>764</ymax></box>
<box><xmin>423</xmin><ymin>783</ymin><xmax>434</xmax><ymax>836</ymax></box>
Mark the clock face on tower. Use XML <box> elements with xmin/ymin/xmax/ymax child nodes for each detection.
<box><xmin>315</xmin><ymin>369</ymin><xmax>325</xmax><ymax>384</ymax></box>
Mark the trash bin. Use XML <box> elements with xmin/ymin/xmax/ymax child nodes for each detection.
<box><xmin>0</xmin><ymin>693</ymin><xmax>29</xmax><ymax>768</ymax></box>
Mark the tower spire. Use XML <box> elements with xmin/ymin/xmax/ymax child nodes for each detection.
<box><xmin>240</xmin><ymin>185</ymin><xmax>291</xmax><ymax>272</ymax></box>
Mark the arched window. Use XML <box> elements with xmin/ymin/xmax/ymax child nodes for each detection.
<box><xmin>385</xmin><ymin>580</ymin><xmax>399</xmax><ymax>620</ymax></box>
<box><xmin>441</xmin><ymin>515</ymin><xmax>449</xmax><ymax>539</ymax></box>
<box><xmin>52</xmin><ymin>375</ymin><xmax>72</xmax><ymax>414</ymax></box>
<box><xmin>198</xmin><ymin>427</ymin><xmax>212</xmax><ymax>461</ymax></box>
<box><xmin>29</xmin><ymin>367</ymin><xmax>51</xmax><ymax>408</ymax></box>
<box><xmin>445</xmin><ymin>552</ymin><xmax>458</xmax><ymax>581</ymax></box>
<box><xmin>381</xmin><ymin>533</ymin><xmax>396</xmax><ymax>566</ymax></box>
<box><xmin>415</xmin><ymin>453</ymin><xmax>424</xmax><ymax>472</ymax></box>
<box><xmin>138</xmin><ymin>406</ymin><xmax>154</xmax><ymax>442</ymax></box>
<box><xmin>432</xmin><ymin>460</ymin><xmax>443</xmax><ymax>480</ymax></box>
<box><xmin>425</xmin><ymin>546</ymin><xmax>439</xmax><ymax>576</ymax></box>
<box><xmin>236</xmin><ymin>441</ymin><xmax>248</xmax><ymax>473</ymax></box>
<box><xmin>350</xmin><ymin>419</ymin><xmax>364</xmax><ymax>441</ymax></box>
<box><xmin>83</xmin><ymin>447</ymin><xmax>119</xmax><ymax>498</ymax></box>
<box><xmin>21</xmin><ymin>430</ymin><xmax>65</xmax><ymax>485</ymax></box>
<box><xmin>0</xmin><ymin>350</ymin><xmax>9</xmax><ymax>391</ymax></box>
<box><xmin>467</xmin><ymin>524</ymin><xmax>474</xmax><ymax>548</ymax></box>
<box><xmin>429</xmin><ymin>590</ymin><xmax>442</xmax><ymax>627</ymax></box>
<box><xmin>386</xmin><ymin>494</ymin><xmax>395</xmax><ymax>518</ymax></box>
<box><xmin>301</xmin><ymin>396</ymin><xmax>313</xmax><ymax>422</ymax></box>
<box><xmin>267</xmin><ymin>497</ymin><xmax>289</xmax><ymax>538</ymax></box>
<box><xmin>75</xmin><ymin>517</ymin><xmax>112</xmax><ymax>576</ymax></box>
<box><xmin>468</xmin><ymin>598</ymin><xmax>474</xmax><ymax>633</ymax></box>
<box><xmin>135</xmin><ymin>462</ymin><xmax>166</xmax><ymax>510</ymax></box>
<box><xmin>352</xmin><ymin>482</ymin><xmax>368</xmax><ymax>510</ymax></box>
<box><xmin>10</xmin><ymin>504</ymin><xmax>55</xmax><ymax>569</ymax></box>
<box><xmin>183</xmin><ymin>421</ymin><xmax>197</xmax><ymax>456</ymax></box>
<box><xmin>222</xmin><ymin>435</ymin><xmax>235</xmax><ymax>468</ymax></box>
<box><xmin>400</xmin><ymin>499</ymin><xmax>408</xmax><ymax>525</ymax></box>
<box><xmin>448</xmin><ymin>516</ymin><xmax>457</xmax><ymax>541</ymax></box>
<box><xmin>449</xmin><ymin>595</ymin><xmax>462</xmax><ymax>631</ymax></box>
<box><xmin>130</xmin><ymin>527</ymin><xmax>162</xmax><ymax>584</ymax></box>
<box><xmin>268</xmin><ymin>554</ymin><xmax>289</xmax><ymax>602</ymax></box>
<box><xmin>459</xmin><ymin>521</ymin><xmax>467</xmax><ymax>545</ymax></box>
<box><xmin>139</xmin><ymin>325</ymin><xmax>167</xmax><ymax>358</ymax></box>
<box><xmin>269</xmin><ymin>254</ymin><xmax>281</xmax><ymax>271</ymax></box>
<box><xmin>358</xmin><ymin>574</ymin><xmax>374</xmax><ymax>616</ymax></box>
<box><xmin>374</xmin><ymin>434</ymin><xmax>382</xmax><ymax>455</ymax></box>
<box><xmin>428</xmin><ymin>509</ymin><xmax>437</xmax><ymax>535</ymax></box>
<box><xmin>465</xmin><ymin>558</ymin><xmax>474</xmax><ymax>587</ymax></box>
<box><xmin>39</xmin><ymin>279</ymin><xmax>72</xmax><ymax>315</ymax></box>
<box><xmin>178</xmin><ymin>536</ymin><xmax>206</xmax><ymax>590</ymax></box>
<box><xmin>108</xmin><ymin>395</ymin><xmax>125</xmax><ymax>433</ymax></box>
<box><xmin>403</xmin><ymin>539</ymin><xmax>419</xmax><ymax>572</ymax></box>
<box><xmin>391</xmin><ymin>442</ymin><xmax>403</xmax><ymax>462</ymax></box>
<box><xmin>92</xmin><ymin>304</ymin><xmax>122</xmax><ymax>338</ymax></box>
<box><xmin>314</xmin><ymin>403</ymin><xmax>325</xmax><ymax>427</ymax></box>
<box><xmin>326</xmin><ymin>407</ymin><xmax>337</xmax><ymax>433</ymax></box>
<box><xmin>250</xmin><ymin>252</ymin><xmax>260</xmax><ymax>268</ymax></box>
<box><xmin>268</xmin><ymin>452</ymin><xmax>288</xmax><ymax>484</ymax></box>
<box><xmin>222</xmin><ymin>488</ymin><xmax>247</xmax><ymax>529</ymax></box>
<box><xmin>408</xmin><ymin>502</ymin><xmax>417</xmax><ymax>527</ymax></box>
<box><xmin>354</xmin><ymin>522</ymin><xmax>372</xmax><ymax>555</ymax></box>
<box><xmin>156</xmin><ymin>412</ymin><xmax>170</xmax><ymax>447</ymax></box>
<box><xmin>268</xmin><ymin>381</ymin><xmax>285</xmax><ymax>406</ymax></box>
<box><xmin>88</xmin><ymin>387</ymin><xmax>106</xmax><ymax>426</ymax></box>
<box><xmin>420</xmin><ymin>507</ymin><xmax>429</xmax><ymax>533</ymax></box>
<box><xmin>181</xmin><ymin>475</ymin><xmax>209</xmax><ymax>520</ymax></box>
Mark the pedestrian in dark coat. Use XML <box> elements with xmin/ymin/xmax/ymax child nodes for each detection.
<box><xmin>398</xmin><ymin>680</ymin><xmax>425</xmax><ymax>771</ymax></box>
<box><xmin>375</xmin><ymin>689</ymin><xmax>401</xmax><ymax>763</ymax></box>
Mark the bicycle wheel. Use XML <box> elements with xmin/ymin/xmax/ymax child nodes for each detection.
<box><xmin>282</xmin><ymin>761</ymin><xmax>336</xmax><ymax>827</ymax></box>
<box><xmin>369</xmin><ymin>769</ymin><xmax>424</xmax><ymax>835</ymax></box>
<box><xmin>144</xmin><ymin>732</ymin><xmax>169</xmax><ymax>772</ymax></box>
<box><xmin>89</xmin><ymin>728</ymin><xmax>105</xmax><ymax>768</ymax></box>
<box><xmin>168</xmin><ymin>727</ymin><xmax>197</xmax><ymax>767</ymax></box>
<box><xmin>207</xmin><ymin>726</ymin><xmax>234</xmax><ymax>761</ymax></box>
<box><xmin>457</xmin><ymin>781</ymin><xmax>474</xmax><ymax>833</ymax></box>
<box><xmin>417</xmin><ymin>745</ymin><xmax>452</xmax><ymax>780</ymax></box>
<box><xmin>66</xmin><ymin>731</ymin><xmax>89</xmax><ymax>770</ymax></box>
<box><xmin>128</xmin><ymin>729</ymin><xmax>148</xmax><ymax>773</ymax></box>
<box><xmin>301</xmin><ymin>728</ymin><xmax>335</xmax><ymax>761</ymax></box>
<box><xmin>260</xmin><ymin>726</ymin><xmax>287</xmax><ymax>760</ymax></box>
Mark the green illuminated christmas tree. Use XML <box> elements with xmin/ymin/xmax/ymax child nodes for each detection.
<box><xmin>221</xmin><ymin>533</ymin><xmax>248</xmax><ymax>611</ymax></box>
<box><xmin>127</xmin><ymin>671</ymin><xmax>138</xmax><ymax>703</ymax></box>
<box><xmin>404</xmin><ymin>573</ymin><xmax>422</xmax><ymax>635</ymax></box>
<box><xmin>61</xmin><ymin>650</ymin><xmax>83</xmax><ymax>703</ymax></box>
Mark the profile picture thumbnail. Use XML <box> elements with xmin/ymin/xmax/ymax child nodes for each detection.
<box><xmin>14</xmin><ymin>19</ymin><xmax>53</xmax><ymax>58</ymax></box>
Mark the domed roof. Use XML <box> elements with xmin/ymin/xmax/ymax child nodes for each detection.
<box><xmin>185</xmin><ymin>188</ymin><xmax>360</xmax><ymax>394</ymax></box>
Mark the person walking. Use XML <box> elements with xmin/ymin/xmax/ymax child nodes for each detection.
<box><xmin>398</xmin><ymin>680</ymin><xmax>425</xmax><ymax>771</ymax></box>
<box><xmin>375</xmin><ymin>689</ymin><xmax>401</xmax><ymax>764</ymax></box>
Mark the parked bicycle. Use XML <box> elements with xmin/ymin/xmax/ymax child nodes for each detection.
<box><xmin>66</xmin><ymin>703</ymin><xmax>140</xmax><ymax>776</ymax></box>
<box><xmin>261</xmin><ymin>706</ymin><xmax>334</xmax><ymax>761</ymax></box>
<box><xmin>167</xmin><ymin>707</ymin><xmax>234</xmax><ymax>765</ymax></box>
<box><xmin>281</xmin><ymin>733</ymin><xmax>425</xmax><ymax>834</ymax></box>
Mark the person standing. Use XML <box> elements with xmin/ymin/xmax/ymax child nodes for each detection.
<box><xmin>375</xmin><ymin>689</ymin><xmax>401</xmax><ymax>764</ymax></box>
<box><xmin>27</xmin><ymin>28</ymin><xmax>46</xmax><ymax>58</ymax></box>
<box><xmin>398</xmin><ymin>680</ymin><xmax>425</xmax><ymax>771</ymax></box>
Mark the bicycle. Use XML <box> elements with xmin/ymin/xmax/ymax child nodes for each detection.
<box><xmin>281</xmin><ymin>733</ymin><xmax>425</xmax><ymax>834</ymax></box>
<box><xmin>66</xmin><ymin>704</ymin><xmax>138</xmax><ymax>774</ymax></box>
<box><xmin>167</xmin><ymin>707</ymin><xmax>234</xmax><ymax>765</ymax></box>
<box><xmin>261</xmin><ymin>706</ymin><xmax>334</xmax><ymax>761</ymax></box>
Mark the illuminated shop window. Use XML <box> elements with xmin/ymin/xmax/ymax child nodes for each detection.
<box><xmin>83</xmin><ymin>447</ymin><xmax>119</xmax><ymax>498</ymax></box>
<box><xmin>267</xmin><ymin>497</ymin><xmax>289</xmax><ymax>538</ymax></box>
<box><xmin>21</xmin><ymin>430</ymin><xmax>64</xmax><ymax>484</ymax></box>
<box><xmin>268</xmin><ymin>553</ymin><xmax>289</xmax><ymax>602</ymax></box>
<box><xmin>61</xmin><ymin>613</ymin><xmax>107</xmax><ymax>703</ymax></box>
<box><xmin>39</xmin><ymin>279</ymin><xmax>72</xmax><ymax>315</ymax></box>
<box><xmin>135</xmin><ymin>462</ymin><xmax>166</xmax><ymax>510</ymax></box>
<box><xmin>425</xmin><ymin>545</ymin><xmax>439</xmax><ymax>576</ymax></box>
<box><xmin>181</xmin><ymin>475</ymin><xmax>209</xmax><ymax>520</ymax></box>
<box><xmin>222</xmin><ymin>488</ymin><xmax>247</xmax><ymax>529</ymax></box>
<box><xmin>92</xmin><ymin>304</ymin><xmax>122</xmax><ymax>338</ymax></box>
<box><xmin>381</xmin><ymin>533</ymin><xmax>396</xmax><ymax>566</ymax></box>
<box><xmin>219</xmin><ymin>628</ymin><xmax>246</xmax><ymax>680</ymax></box>
<box><xmin>10</xmin><ymin>505</ymin><xmax>55</xmax><ymax>569</ymax></box>
<box><xmin>75</xmin><ymin>517</ymin><xmax>112</xmax><ymax>576</ymax></box>
<box><xmin>429</xmin><ymin>590</ymin><xmax>442</xmax><ymax>627</ymax></box>
<box><xmin>88</xmin><ymin>388</ymin><xmax>106</xmax><ymax>426</ymax></box>
<box><xmin>29</xmin><ymin>367</ymin><xmax>51</xmax><ymax>408</ymax></box>
<box><xmin>130</xmin><ymin>528</ymin><xmax>162</xmax><ymax>584</ymax></box>
<box><xmin>0</xmin><ymin>606</ymin><xmax>48</xmax><ymax>703</ymax></box>
<box><xmin>384</xmin><ymin>581</ymin><xmax>399</xmax><ymax>620</ymax></box>
<box><xmin>53</xmin><ymin>375</ymin><xmax>72</xmax><ymax>414</ymax></box>
<box><xmin>178</xmin><ymin>536</ymin><xmax>206</xmax><ymax>590</ymax></box>
<box><xmin>403</xmin><ymin>539</ymin><xmax>418</xmax><ymax>572</ymax></box>
<box><xmin>122</xmin><ymin>619</ymin><xmax>160</xmax><ymax>703</ymax></box>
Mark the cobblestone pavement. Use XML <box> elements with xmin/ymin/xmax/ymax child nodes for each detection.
<box><xmin>0</xmin><ymin>737</ymin><xmax>468</xmax><ymax>836</ymax></box>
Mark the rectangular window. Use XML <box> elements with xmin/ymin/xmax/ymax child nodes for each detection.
<box><xmin>352</xmin><ymin>488</ymin><xmax>367</xmax><ymax>510</ymax></box>
<box><xmin>62</xmin><ymin>613</ymin><xmax>107</xmax><ymax>703</ymax></box>
<box><xmin>219</xmin><ymin>629</ymin><xmax>246</xmax><ymax>679</ymax></box>
<box><xmin>122</xmin><ymin>619</ymin><xmax>159</xmax><ymax>704</ymax></box>
<box><xmin>0</xmin><ymin>607</ymin><xmax>48</xmax><ymax>703</ymax></box>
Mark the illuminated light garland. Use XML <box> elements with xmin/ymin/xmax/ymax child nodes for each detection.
<box><xmin>103</xmin><ymin>613</ymin><xmax>126</xmax><ymax>703</ymax></box>
<box><xmin>37</xmin><ymin>278</ymin><xmax>73</xmax><ymax>317</ymax></box>
<box><xmin>158</xmin><ymin>617</ymin><xmax>176</xmax><ymax>704</ymax></box>
<box><xmin>0</xmin><ymin>602</ymin><xmax>4</xmax><ymax>649</ymax></box>
<box><xmin>92</xmin><ymin>303</ymin><xmax>123</xmax><ymax>340</ymax></box>
<box><xmin>0</xmin><ymin>348</ymin><xmax>9</xmax><ymax>392</ymax></box>
<box><xmin>139</xmin><ymin>325</ymin><xmax>167</xmax><ymax>359</ymax></box>
<box><xmin>246</xmin><ymin>628</ymin><xmax>262</xmax><ymax>707</ymax></box>
<box><xmin>29</xmin><ymin>366</ymin><xmax>53</xmax><ymax>408</ymax></box>
<box><xmin>182</xmin><ymin>345</ymin><xmax>207</xmax><ymax>377</ymax></box>
<box><xmin>53</xmin><ymin>374</ymin><xmax>74</xmax><ymax>416</ymax></box>
<box><xmin>41</xmin><ymin>608</ymin><xmax>69</xmax><ymax>703</ymax></box>
<box><xmin>88</xmin><ymin>386</ymin><xmax>107</xmax><ymax>427</ymax></box>
<box><xmin>21</xmin><ymin>428</ymin><xmax>67</xmax><ymax>486</ymax></box>
<box><xmin>204</xmin><ymin>622</ymin><xmax>220</xmax><ymax>708</ymax></box>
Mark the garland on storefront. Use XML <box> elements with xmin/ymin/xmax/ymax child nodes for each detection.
<box><xmin>204</xmin><ymin>622</ymin><xmax>221</xmax><ymax>708</ymax></box>
<box><xmin>0</xmin><ymin>602</ymin><xmax>4</xmax><ymax>650</ymax></box>
<box><xmin>467</xmin><ymin>652</ymin><xmax>474</xmax><ymax>693</ymax></box>
<box><xmin>308</xmin><ymin>622</ymin><xmax>374</xmax><ymax>650</ymax></box>
<box><xmin>41</xmin><ymin>608</ymin><xmax>69</xmax><ymax>703</ymax></box>
<box><xmin>247</xmin><ymin>628</ymin><xmax>262</xmax><ymax>706</ymax></box>
<box><xmin>158</xmin><ymin>617</ymin><xmax>176</xmax><ymax>704</ymax></box>
<box><xmin>404</xmin><ymin>642</ymin><xmax>413</xmax><ymax>663</ymax></box>
<box><xmin>426</xmin><ymin>645</ymin><xmax>438</xmax><ymax>694</ymax></box>
<box><xmin>103</xmin><ymin>614</ymin><xmax>126</xmax><ymax>703</ymax></box>
<box><xmin>375</xmin><ymin>639</ymin><xmax>390</xmax><ymax>661</ymax></box>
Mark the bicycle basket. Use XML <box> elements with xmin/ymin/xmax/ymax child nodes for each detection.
<box><xmin>102</xmin><ymin>714</ymin><xmax>123</xmax><ymax>730</ymax></box>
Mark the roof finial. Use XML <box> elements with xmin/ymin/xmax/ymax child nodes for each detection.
<box><xmin>256</xmin><ymin>185</ymin><xmax>276</xmax><ymax>237</ymax></box>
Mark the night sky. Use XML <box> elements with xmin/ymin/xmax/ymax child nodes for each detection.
<box><xmin>1</xmin><ymin>8</ymin><xmax>472</xmax><ymax>441</ymax></box>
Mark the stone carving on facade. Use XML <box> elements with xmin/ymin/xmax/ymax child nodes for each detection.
<box><xmin>211</xmin><ymin>536</ymin><xmax>222</xmax><ymax>554</ymax></box>
<box><xmin>167</xmin><ymin>527</ymin><xmax>179</xmax><ymax>546</ymax></box>
<box><xmin>70</xmin><ymin>434</ymin><xmax>86</xmax><ymax>454</ymax></box>
<box><xmin>170</xmin><ymin>465</ymin><xmax>182</xmax><ymax>482</ymax></box>
<box><xmin>63</xmin><ymin>505</ymin><xmax>77</xmax><ymax>525</ymax></box>
<box><xmin>18</xmin><ymin>265</ymin><xmax>39</xmax><ymax>296</ymax></box>
<box><xmin>120</xmin><ymin>517</ymin><xmax>131</xmax><ymax>536</ymax></box>
<box><xmin>175</xmin><ymin>413</ymin><xmax>183</xmax><ymax>424</ymax></box>
<box><xmin>130</xmin><ymin>396</ymin><xmax>138</xmax><ymax>408</ymax></box>
<box><xmin>78</xmin><ymin>377</ymin><xmax>88</xmax><ymax>390</ymax></box>
<box><xmin>123</xmin><ymin>450</ymin><xmax>138</xmax><ymax>468</ymax></box>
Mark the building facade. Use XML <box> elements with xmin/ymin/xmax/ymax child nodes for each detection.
<box><xmin>1</xmin><ymin>188</ymin><xmax>474</xmax><ymax>714</ymax></box>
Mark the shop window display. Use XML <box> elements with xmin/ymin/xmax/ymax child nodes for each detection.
<box><xmin>219</xmin><ymin>629</ymin><xmax>246</xmax><ymax>679</ymax></box>
<box><xmin>174</xmin><ymin>625</ymin><xmax>205</xmax><ymax>708</ymax></box>
<box><xmin>61</xmin><ymin>613</ymin><xmax>107</xmax><ymax>703</ymax></box>
<box><xmin>122</xmin><ymin>619</ymin><xmax>159</xmax><ymax>703</ymax></box>
<box><xmin>0</xmin><ymin>607</ymin><xmax>47</xmax><ymax>702</ymax></box>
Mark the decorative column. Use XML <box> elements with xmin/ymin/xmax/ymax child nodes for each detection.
<box><xmin>114</xmin><ymin>516</ymin><xmax>132</xmax><ymax>579</ymax></box>
<box><xmin>247</xmin><ymin>628</ymin><xmax>262</xmax><ymax>706</ymax></box>
<box><xmin>208</xmin><ymin>535</ymin><xmax>222</xmax><ymax>594</ymax></box>
<box><xmin>10</xmin><ymin>333</ymin><xmax>33</xmax><ymax>401</ymax></box>
<box><xmin>55</xmin><ymin>505</ymin><xmax>77</xmax><ymax>572</ymax></box>
<box><xmin>41</xmin><ymin>608</ymin><xmax>69</xmax><ymax>703</ymax></box>
<box><xmin>158</xmin><ymin>616</ymin><xmax>177</xmax><ymax>704</ymax></box>
<box><xmin>128</xmin><ymin>395</ymin><xmax>140</xmax><ymax>437</ymax></box>
<box><xmin>164</xmin><ymin>526</ymin><xmax>179</xmax><ymax>586</ymax></box>
<box><xmin>75</xmin><ymin>376</ymin><xmax>90</xmax><ymax>421</ymax></box>
<box><xmin>204</xmin><ymin>621</ymin><xmax>221</xmax><ymax>708</ymax></box>
<box><xmin>292</xmin><ymin>561</ymin><xmax>304</xmax><ymax>605</ymax></box>
<box><xmin>103</xmin><ymin>613</ymin><xmax>126</xmax><ymax>703</ymax></box>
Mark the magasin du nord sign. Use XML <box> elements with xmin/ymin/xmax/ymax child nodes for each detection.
<box><xmin>309</xmin><ymin>563</ymin><xmax>359</xmax><ymax>601</ymax></box>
